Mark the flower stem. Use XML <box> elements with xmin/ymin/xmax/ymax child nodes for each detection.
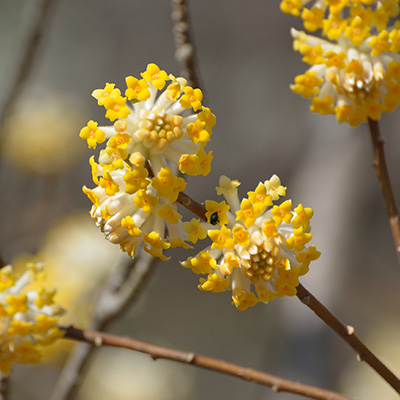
<box><xmin>296</xmin><ymin>283</ymin><xmax>400</xmax><ymax>394</ymax></box>
<box><xmin>0</xmin><ymin>375</ymin><xmax>9</xmax><ymax>400</ymax></box>
<box><xmin>62</xmin><ymin>325</ymin><xmax>352</xmax><ymax>400</ymax></box>
<box><xmin>367</xmin><ymin>118</ymin><xmax>400</xmax><ymax>264</ymax></box>
<box><xmin>177</xmin><ymin>191</ymin><xmax>207</xmax><ymax>221</ymax></box>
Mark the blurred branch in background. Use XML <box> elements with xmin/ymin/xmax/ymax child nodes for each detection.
<box><xmin>0</xmin><ymin>0</ymin><xmax>57</xmax><ymax>268</ymax></box>
<box><xmin>367</xmin><ymin>118</ymin><xmax>400</xmax><ymax>265</ymax></box>
<box><xmin>171</xmin><ymin>0</ymin><xmax>201</xmax><ymax>90</ymax></box>
<box><xmin>62</xmin><ymin>325</ymin><xmax>352</xmax><ymax>400</ymax></box>
<box><xmin>50</xmin><ymin>252</ymin><xmax>158</xmax><ymax>400</ymax></box>
<box><xmin>0</xmin><ymin>0</ymin><xmax>57</xmax><ymax>129</ymax></box>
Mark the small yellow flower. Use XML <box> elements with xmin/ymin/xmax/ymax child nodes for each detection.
<box><xmin>157</xmin><ymin>204</ymin><xmax>182</xmax><ymax>224</ymax></box>
<box><xmin>182</xmin><ymin>251</ymin><xmax>218</xmax><ymax>275</ymax></box>
<box><xmin>144</xmin><ymin>232</ymin><xmax>171</xmax><ymax>261</ymax></box>
<box><xmin>121</xmin><ymin>216</ymin><xmax>142</xmax><ymax>237</ymax></box>
<box><xmin>209</xmin><ymin>226</ymin><xmax>235</xmax><ymax>250</ymax></box>
<box><xmin>236</xmin><ymin>199</ymin><xmax>265</xmax><ymax>228</ymax></box>
<box><xmin>180</xmin><ymin>86</ymin><xmax>203</xmax><ymax>111</ymax></box>
<box><xmin>99</xmin><ymin>171</ymin><xmax>120</xmax><ymax>196</ymax></box>
<box><xmin>133</xmin><ymin>189</ymin><xmax>159</xmax><ymax>213</ymax></box>
<box><xmin>182</xmin><ymin>218</ymin><xmax>208</xmax><ymax>244</ymax></box>
<box><xmin>92</xmin><ymin>83</ymin><xmax>120</xmax><ymax>106</ymax></box>
<box><xmin>125</xmin><ymin>77</ymin><xmax>150</xmax><ymax>101</ymax></box>
<box><xmin>151</xmin><ymin>168</ymin><xmax>186</xmax><ymax>203</ymax></box>
<box><xmin>123</xmin><ymin>166</ymin><xmax>150</xmax><ymax>194</ymax></box>
<box><xmin>205</xmin><ymin>200</ymin><xmax>230</xmax><ymax>226</ymax></box>
<box><xmin>140</xmin><ymin>63</ymin><xmax>169</xmax><ymax>90</ymax></box>
<box><xmin>80</xmin><ymin>120</ymin><xmax>106</xmax><ymax>149</ymax></box>
<box><xmin>104</xmin><ymin>94</ymin><xmax>130</xmax><ymax>122</ymax></box>
<box><xmin>199</xmin><ymin>273</ymin><xmax>229</xmax><ymax>293</ymax></box>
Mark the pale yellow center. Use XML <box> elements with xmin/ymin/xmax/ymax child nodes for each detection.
<box><xmin>136</xmin><ymin>107</ymin><xmax>184</xmax><ymax>151</ymax></box>
<box><xmin>240</xmin><ymin>235</ymin><xmax>284</xmax><ymax>284</ymax></box>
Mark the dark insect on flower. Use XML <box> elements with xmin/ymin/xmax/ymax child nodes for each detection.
<box><xmin>210</xmin><ymin>212</ymin><xmax>219</xmax><ymax>225</ymax></box>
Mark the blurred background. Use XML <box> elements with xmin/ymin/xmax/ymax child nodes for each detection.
<box><xmin>1</xmin><ymin>0</ymin><xmax>400</xmax><ymax>399</ymax></box>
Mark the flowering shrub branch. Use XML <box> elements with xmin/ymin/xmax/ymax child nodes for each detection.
<box><xmin>61</xmin><ymin>325</ymin><xmax>352</xmax><ymax>400</ymax></box>
<box><xmin>296</xmin><ymin>283</ymin><xmax>400</xmax><ymax>394</ymax></box>
<box><xmin>2</xmin><ymin>1</ymin><xmax>400</xmax><ymax>399</ymax></box>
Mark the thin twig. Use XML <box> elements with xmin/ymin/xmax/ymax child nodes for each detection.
<box><xmin>367</xmin><ymin>118</ymin><xmax>400</xmax><ymax>264</ymax></box>
<box><xmin>296</xmin><ymin>283</ymin><xmax>400</xmax><ymax>394</ymax></box>
<box><xmin>49</xmin><ymin>253</ymin><xmax>157</xmax><ymax>400</ymax></box>
<box><xmin>171</xmin><ymin>0</ymin><xmax>202</xmax><ymax>89</ymax></box>
<box><xmin>61</xmin><ymin>325</ymin><xmax>352</xmax><ymax>400</ymax></box>
<box><xmin>0</xmin><ymin>375</ymin><xmax>9</xmax><ymax>400</ymax></box>
<box><xmin>0</xmin><ymin>0</ymin><xmax>56</xmax><ymax>128</ymax></box>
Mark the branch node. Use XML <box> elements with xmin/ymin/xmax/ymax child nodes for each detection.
<box><xmin>346</xmin><ymin>325</ymin><xmax>355</xmax><ymax>335</ymax></box>
<box><xmin>184</xmin><ymin>352</ymin><xmax>195</xmax><ymax>363</ymax></box>
<box><xmin>271</xmin><ymin>384</ymin><xmax>279</xmax><ymax>393</ymax></box>
<box><xmin>94</xmin><ymin>336</ymin><xmax>103</xmax><ymax>347</ymax></box>
<box><xmin>300</xmin><ymin>294</ymin><xmax>311</xmax><ymax>305</ymax></box>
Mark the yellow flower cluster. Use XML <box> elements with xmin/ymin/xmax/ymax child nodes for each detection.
<box><xmin>0</xmin><ymin>263</ymin><xmax>64</xmax><ymax>374</ymax></box>
<box><xmin>82</xmin><ymin>64</ymin><xmax>216</xmax><ymax>260</ymax></box>
<box><xmin>181</xmin><ymin>175</ymin><xmax>320</xmax><ymax>311</ymax></box>
<box><xmin>281</xmin><ymin>0</ymin><xmax>400</xmax><ymax>126</ymax></box>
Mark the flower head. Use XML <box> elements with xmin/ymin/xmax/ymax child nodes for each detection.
<box><xmin>181</xmin><ymin>175</ymin><xmax>320</xmax><ymax>311</ymax></box>
<box><xmin>282</xmin><ymin>1</ymin><xmax>400</xmax><ymax>126</ymax></box>
<box><xmin>0</xmin><ymin>262</ymin><xmax>65</xmax><ymax>374</ymax></box>
<box><xmin>83</xmin><ymin>63</ymin><xmax>215</xmax><ymax>176</ymax></box>
<box><xmin>82</xmin><ymin>64</ymin><xmax>216</xmax><ymax>259</ymax></box>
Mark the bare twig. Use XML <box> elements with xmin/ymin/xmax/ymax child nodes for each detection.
<box><xmin>296</xmin><ymin>283</ymin><xmax>400</xmax><ymax>394</ymax></box>
<box><xmin>0</xmin><ymin>0</ymin><xmax>57</xmax><ymax>128</ymax></box>
<box><xmin>367</xmin><ymin>118</ymin><xmax>400</xmax><ymax>264</ymax></box>
<box><xmin>61</xmin><ymin>325</ymin><xmax>352</xmax><ymax>400</ymax></box>
<box><xmin>49</xmin><ymin>253</ymin><xmax>158</xmax><ymax>400</ymax></box>
<box><xmin>171</xmin><ymin>0</ymin><xmax>202</xmax><ymax>89</ymax></box>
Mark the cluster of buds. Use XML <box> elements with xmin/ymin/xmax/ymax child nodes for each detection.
<box><xmin>182</xmin><ymin>175</ymin><xmax>320</xmax><ymax>310</ymax></box>
<box><xmin>0</xmin><ymin>263</ymin><xmax>64</xmax><ymax>374</ymax></box>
